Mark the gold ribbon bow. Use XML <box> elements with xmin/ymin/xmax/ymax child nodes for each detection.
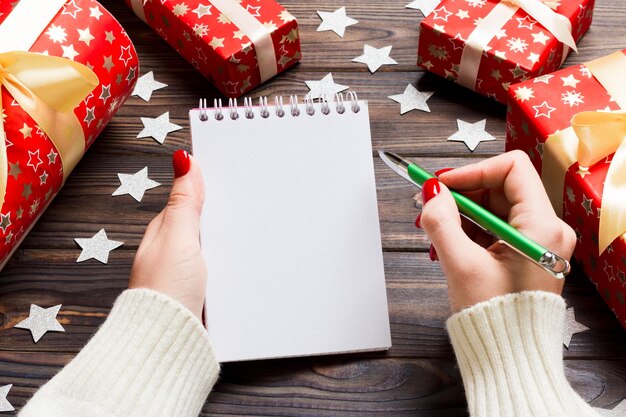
<box><xmin>543</xmin><ymin>111</ymin><xmax>626</xmax><ymax>255</ymax></box>
<box><xmin>0</xmin><ymin>51</ymin><xmax>99</xmax><ymax>210</ymax></box>
<box><xmin>458</xmin><ymin>0</ymin><xmax>576</xmax><ymax>89</ymax></box>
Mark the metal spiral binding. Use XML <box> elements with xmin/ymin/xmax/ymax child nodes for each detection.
<box><xmin>197</xmin><ymin>92</ymin><xmax>360</xmax><ymax>121</ymax></box>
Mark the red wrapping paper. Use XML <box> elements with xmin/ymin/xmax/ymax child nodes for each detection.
<box><xmin>0</xmin><ymin>0</ymin><xmax>139</xmax><ymax>267</ymax></box>
<box><xmin>505</xmin><ymin>50</ymin><xmax>626</xmax><ymax>330</ymax></box>
<box><xmin>124</xmin><ymin>0</ymin><xmax>301</xmax><ymax>98</ymax></box>
<box><xmin>417</xmin><ymin>0</ymin><xmax>594</xmax><ymax>104</ymax></box>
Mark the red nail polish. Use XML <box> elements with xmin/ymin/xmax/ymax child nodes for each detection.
<box><xmin>429</xmin><ymin>244</ymin><xmax>438</xmax><ymax>262</ymax></box>
<box><xmin>435</xmin><ymin>167</ymin><xmax>454</xmax><ymax>177</ymax></box>
<box><xmin>173</xmin><ymin>150</ymin><xmax>191</xmax><ymax>178</ymax></box>
<box><xmin>415</xmin><ymin>213</ymin><xmax>422</xmax><ymax>228</ymax></box>
<box><xmin>422</xmin><ymin>178</ymin><xmax>441</xmax><ymax>204</ymax></box>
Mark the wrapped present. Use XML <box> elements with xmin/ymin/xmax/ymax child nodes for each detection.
<box><xmin>125</xmin><ymin>0</ymin><xmax>301</xmax><ymax>98</ymax></box>
<box><xmin>0</xmin><ymin>0</ymin><xmax>139</xmax><ymax>268</ymax></box>
<box><xmin>505</xmin><ymin>50</ymin><xmax>626</xmax><ymax>329</ymax></box>
<box><xmin>417</xmin><ymin>0</ymin><xmax>594</xmax><ymax>104</ymax></box>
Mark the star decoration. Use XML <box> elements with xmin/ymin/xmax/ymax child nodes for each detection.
<box><xmin>8</xmin><ymin>162</ymin><xmax>21</xmax><ymax>180</ymax></box>
<box><xmin>388</xmin><ymin>84</ymin><xmax>434</xmax><ymax>114</ymax></box>
<box><xmin>0</xmin><ymin>385</ymin><xmax>13</xmax><ymax>412</ymax></box>
<box><xmin>352</xmin><ymin>44</ymin><xmax>397</xmax><ymax>73</ymax></box>
<box><xmin>595</xmin><ymin>400</ymin><xmax>626</xmax><ymax>416</ymax></box>
<box><xmin>209</xmin><ymin>36</ymin><xmax>225</xmax><ymax>49</ymax></box>
<box><xmin>533</xmin><ymin>101</ymin><xmax>556</xmax><ymax>118</ymax></box>
<box><xmin>15</xmin><ymin>304</ymin><xmax>64</xmax><ymax>343</ymax></box>
<box><xmin>75</xmin><ymin>229</ymin><xmax>123</xmax><ymax>263</ymax></box>
<box><xmin>137</xmin><ymin>112</ymin><xmax>183</xmax><ymax>144</ymax></box>
<box><xmin>19</xmin><ymin>123</ymin><xmax>32</xmax><ymax>138</ymax></box>
<box><xmin>61</xmin><ymin>44</ymin><xmax>79</xmax><ymax>61</ymax></box>
<box><xmin>316</xmin><ymin>7</ymin><xmax>358</xmax><ymax>38</ymax></box>
<box><xmin>447</xmin><ymin>119</ymin><xmax>496</xmax><ymax>151</ymax></box>
<box><xmin>534</xmin><ymin>74</ymin><xmax>553</xmax><ymax>84</ymax></box>
<box><xmin>581</xmin><ymin>194</ymin><xmax>594</xmax><ymax>215</ymax></box>
<box><xmin>405</xmin><ymin>0</ymin><xmax>441</xmax><ymax>16</ymax></box>
<box><xmin>563</xmin><ymin>306</ymin><xmax>589</xmax><ymax>348</ymax></box>
<box><xmin>112</xmin><ymin>167</ymin><xmax>160</xmax><ymax>202</ymax></box>
<box><xmin>132</xmin><ymin>71</ymin><xmax>167</xmax><ymax>102</ymax></box>
<box><xmin>514</xmin><ymin>86</ymin><xmax>534</xmax><ymax>102</ymax></box>
<box><xmin>89</xmin><ymin>5</ymin><xmax>103</xmax><ymax>19</ymax></box>
<box><xmin>77</xmin><ymin>27</ymin><xmax>94</xmax><ymax>46</ymax></box>
<box><xmin>531</xmin><ymin>30</ymin><xmax>550</xmax><ymax>45</ymax></box>
<box><xmin>304</xmin><ymin>73</ymin><xmax>349</xmax><ymax>99</ymax></box>
<box><xmin>561</xmin><ymin>74</ymin><xmax>580</xmax><ymax>88</ymax></box>
<box><xmin>432</xmin><ymin>6</ymin><xmax>453</xmax><ymax>21</ymax></box>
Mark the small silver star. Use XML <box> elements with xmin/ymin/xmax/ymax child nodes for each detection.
<box><xmin>304</xmin><ymin>73</ymin><xmax>349</xmax><ymax>99</ymax></box>
<box><xmin>75</xmin><ymin>229</ymin><xmax>123</xmax><ymax>263</ymax></box>
<box><xmin>595</xmin><ymin>400</ymin><xmax>626</xmax><ymax>416</ymax></box>
<box><xmin>581</xmin><ymin>194</ymin><xmax>594</xmax><ymax>216</ymax></box>
<box><xmin>447</xmin><ymin>119</ymin><xmax>496</xmax><ymax>152</ymax></box>
<box><xmin>132</xmin><ymin>71</ymin><xmax>167</xmax><ymax>102</ymax></box>
<box><xmin>137</xmin><ymin>112</ymin><xmax>182</xmax><ymax>144</ymax></box>
<box><xmin>316</xmin><ymin>7</ymin><xmax>358</xmax><ymax>38</ymax></box>
<box><xmin>15</xmin><ymin>304</ymin><xmax>64</xmax><ymax>343</ymax></box>
<box><xmin>0</xmin><ymin>385</ymin><xmax>13</xmax><ymax>412</ymax></box>
<box><xmin>112</xmin><ymin>167</ymin><xmax>160</xmax><ymax>202</ymax></box>
<box><xmin>388</xmin><ymin>84</ymin><xmax>434</xmax><ymax>114</ymax></box>
<box><xmin>563</xmin><ymin>306</ymin><xmax>589</xmax><ymax>348</ymax></box>
<box><xmin>352</xmin><ymin>44</ymin><xmax>397</xmax><ymax>73</ymax></box>
<box><xmin>405</xmin><ymin>0</ymin><xmax>441</xmax><ymax>16</ymax></box>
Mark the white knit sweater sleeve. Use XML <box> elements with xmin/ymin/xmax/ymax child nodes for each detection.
<box><xmin>446</xmin><ymin>291</ymin><xmax>600</xmax><ymax>417</ymax></box>
<box><xmin>18</xmin><ymin>288</ymin><xmax>220</xmax><ymax>417</ymax></box>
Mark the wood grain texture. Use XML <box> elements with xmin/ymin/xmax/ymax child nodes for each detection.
<box><xmin>0</xmin><ymin>0</ymin><xmax>625</xmax><ymax>415</ymax></box>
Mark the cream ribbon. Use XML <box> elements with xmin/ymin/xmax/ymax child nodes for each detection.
<box><xmin>458</xmin><ymin>0</ymin><xmax>576</xmax><ymax>89</ymax></box>
<box><xmin>130</xmin><ymin>0</ymin><xmax>278</xmax><ymax>83</ymax></box>
<box><xmin>541</xmin><ymin>52</ymin><xmax>626</xmax><ymax>254</ymax></box>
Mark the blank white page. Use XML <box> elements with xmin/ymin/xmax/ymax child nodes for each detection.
<box><xmin>190</xmin><ymin>100</ymin><xmax>391</xmax><ymax>362</ymax></box>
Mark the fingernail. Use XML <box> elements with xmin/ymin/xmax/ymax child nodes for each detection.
<box><xmin>173</xmin><ymin>150</ymin><xmax>191</xmax><ymax>178</ymax></box>
<box><xmin>435</xmin><ymin>167</ymin><xmax>454</xmax><ymax>177</ymax></box>
<box><xmin>429</xmin><ymin>244</ymin><xmax>438</xmax><ymax>261</ymax></box>
<box><xmin>422</xmin><ymin>178</ymin><xmax>441</xmax><ymax>204</ymax></box>
<box><xmin>415</xmin><ymin>213</ymin><xmax>421</xmax><ymax>228</ymax></box>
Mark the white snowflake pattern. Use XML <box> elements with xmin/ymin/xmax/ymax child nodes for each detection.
<box><xmin>193</xmin><ymin>23</ymin><xmax>208</xmax><ymax>37</ymax></box>
<box><xmin>514</xmin><ymin>86</ymin><xmax>534</xmax><ymax>102</ymax></box>
<box><xmin>45</xmin><ymin>24</ymin><xmax>67</xmax><ymax>43</ymax></box>
<box><xmin>507</xmin><ymin>37</ymin><xmax>528</xmax><ymax>53</ymax></box>
<box><xmin>561</xmin><ymin>90</ymin><xmax>585</xmax><ymax>107</ymax></box>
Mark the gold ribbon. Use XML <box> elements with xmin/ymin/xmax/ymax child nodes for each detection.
<box><xmin>541</xmin><ymin>53</ymin><xmax>626</xmax><ymax>255</ymax></box>
<box><xmin>458</xmin><ymin>0</ymin><xmax>576</xmax><ymax>89</ymax></box>
<box><xmin>0</xmin><ymin>51</ymin><xmax>99</xmax><ymax>210</ymax></box>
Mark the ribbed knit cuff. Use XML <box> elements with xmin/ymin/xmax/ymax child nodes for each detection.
<box><xmin>446</xmin><ymin>291</ymin><xmax>598</xmax><ymax>417</ymax></box>
<box><xmin>19</xmin><ymin>289</ymin><xmax>220</xmax><ymax>417</ymax></box>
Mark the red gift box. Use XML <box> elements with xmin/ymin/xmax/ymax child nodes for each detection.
<box><xmin>125</xmin><ymin>0</ymin><xmax>301</xmax><ymax>98</ymax></box>
<box><xmin>417</xmin><ymin>0</ymin><xmax>594</xmax><ymax>104</ymax></box>
<box><xmin>0</xmin><ymin>0</ymin><xmax>139</xmax><ymax>267</ymax></box>
<box><xmin>505</xmin><ymin>50</ymin><xmax>626</xmax><ymax>330</ymax></box>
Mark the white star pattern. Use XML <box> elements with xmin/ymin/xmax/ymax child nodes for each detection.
<box><xmin>75</xmin><ymin>229</ymin><xmax>123</xmax><ymax>263</ymax></box>
<box><xmin>507</xmin><ymin>37</ymin><xmax>528</xmax><ymax>53</ymax></box>
<box><xmin>405</xmin><ymin>0</ymin><xmax>442</xmax><ymax>16</ymax></box>
<box><xmin>514</xmin><ymin>86</ymin><xmax>535</xmax><ymax>102</ymax></box>
<box><xmin>561</xmin><ymin>74</ymin><xmax>580</xmax><ymax>88</ymax></box>
<box><xmin>532</xmin><ymin>101</ymin><xmax>556</xmax><ymax>118</ymax></box>
<box><xmin>304</xmin><ymin>73</ymin><xmax>349</xmax><ymax>99</ymax></box>
<box><xmin>516</xmin><ymin>15</ymin><xmax>536</xmax><ymax>29</ymax></box>
<box><xmin>352</xmin><ymin>44</ymin><xmax>397</xmax><ymax>73</ymax></box>
<box><xmin>456</xmin><ymin>9</ymin><xmax>470</xmax><ymax>19</ymax></box>
<box><xmin>432</xmin><ymin>6</ymin><xmax>453</xmax><ymax>21</ymax></box>
<box><xmin>193</xmin><ymin>3</ymin><xmax>212</xmax><ymax>17</ymax></box>
<box><xmin>27</xmin><ymin>150</ymin><xmax>43</xmax><ymax>171</ymax></box>
<box><xmin>45</xmin><ymin>24</ymin><xmax>67</xmax><ymax>43</ymax></box>
<box><xmin>61</xmin><ymin>44</ymin><xmax>79</xmax><ymax>60</ymax></box>
<box><xmin>15</xmin><ymin>304</ymin><xmax>65</xmax><ymax>343</ymax></box>
<box><xmin>527</xmin><ymin>52</ymin><xmax>541</xmax><ymax>64</ymax></box>
<box><xmin>466</xmin><ymin>0</ymin><xmax>486</xmax><ymax>7</ymax></box>
<box><xmin>316</xmin><ymin>7</ymin><xmax>358</xmax><ymax>38</ymax></box>
<box><xmin>561</xmin><ymin>90</ymin><xmax>585</xmax><ymax>107</ymax></box>
<box><xmin>531</xmin><ymin>31</ymin><xmax>550</xmax><ymax>44</ymax></box>
<box><xmin>447</xmin><ymin>119</ymin><xmax>496</xmax><ymax>151</ymax></box>
<box><xmin>533</xmin><ymin>74</ymin><xmax>554</xmax><ymax>84</ymax></box>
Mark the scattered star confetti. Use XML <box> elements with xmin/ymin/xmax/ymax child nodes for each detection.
<box><xmin>112</xmin><ymin>167</ymin><xmax>160</xmax><ymax>202</ymax></box>
<box><xmin>15</xmin><ymin>304</ymin><xmax>64</xmax><ymax>343</ymax></box>
<box><xmin>0</xmin><ymin>385</ymin><xmax>13</xmax><ymax>412</ymax></box>
<box><xmin>316</xmin><ymin>7</ymin><xmax>358</xmax><ymax>38</ymax></box>
<box><xmin>447</xmin><ymin>119</ymin><xmax>496</xmax><ymax>151</ymax></box>
<box><xmin>406</xmin><ymin>0</ymin><xmax>442</xmax><ymax>16</ymax></box>
<box><xmin>563</xmin><ymin>306</ymin><xmax>589</xmax><ymax>348</ymax></box>
<box><xmin>75</xmin><ymin>229</ymin><xmax>123</xmax><ymax>264</ymax></box>
<box><xmin>388</xmin><ymin>84</ymin><xmax>434</xmax><ymax>114</ymax></box>
<box><xmin>595</xmin><ymin>400</ymin><xmax>626</xmax><ymax>416</ymax></box>
<box><xmin>304</xmin><ymin>73</ymin><xmax>349</xmax><ymax>99</ymax></box>
<box><xmin>132</xmin><ymin>71</ymin><xmax>167</xmax><ymax>102</ymax></box>
<box><xmin>352</xmin><ymin>44</ymin><xmax>397</xmax><ymax>73</ymax></box>
<box><xmin>137</xmin><ymin>112</ymin><xmax>183</xmax><ymax>144</ymax></box>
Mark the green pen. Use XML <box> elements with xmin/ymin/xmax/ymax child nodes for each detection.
<box><xmin>379</xmin><ymin>150</ymin><xmax>570</xmax><ymax>279</ymax></box>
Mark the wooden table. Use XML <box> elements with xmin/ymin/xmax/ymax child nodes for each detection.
<box><xmin>1</xmin><ymin>0</ymin><xmax>625</xmax><ymax>415</ymax></box>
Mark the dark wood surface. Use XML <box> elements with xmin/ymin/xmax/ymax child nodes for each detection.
<box><xmin>1</xmin><ymin>0</ymin><xmax>626</xmax><ymax>415</ymax></box>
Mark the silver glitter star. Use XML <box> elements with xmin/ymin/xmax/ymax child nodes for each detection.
<box><xmin>132</xmin><ymin>71</ymin><xmax>167</xmax><ymax>102</ymax></box>
<box><xmin>304</xmin><ymin>73</ymin><xmax>349</xmax><ymax>99</ymax></box>
<box><xmin>388</xmin><ymin>83</ymin><xmax>435</xmax><ymax>114</ymax></box>
<box><xmin>75</xmin><ymin>229</ymin><xmax>123</xmax><ymax>264</ymax></box>
<box><xmin>0</xmin><ymin>385</ymin><xmax>13</xmax><ymax>412</ymax></box>
<box><xmin>352</xmin><ymin>44</ymin><xmax>398</xmax><ymax>73</ymax></box>
<box><xmin>595</xmin><ymin>400</ymin><xmax>626</xmax><ymax>416</ymax></box>
<box><xmin>112</xmin><ymin>167</ymin><xmax>160</xmax><ymax>202</ymax></box>
<box><xmin>15</xmin><ymin>304</ymin><xmax>64</xmax><ymax>343</ymax></box>
<box><xmin>137</xmin><ymin>112</ymin><xmax>182</xmax><ymax>144</ymax></box>
<box><xmin>406</xmin><ymin>0</ymin><xmax>442</xmax><ymax>16</ymax></box>
<box><xmin>563</xmin><ymin>306</ymin><xmax>589</xmax><ymax>348</ymax></box>
<box><xmin>316</xmin><ymin>7</ymin><xmax>358</xmax><ymax>38</ymax></box>
<box><xmin>447</xmin><ymin>119</ymin><xmax>496</xmax><ymax>152</ymax></box>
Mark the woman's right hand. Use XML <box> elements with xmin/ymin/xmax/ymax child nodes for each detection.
<box><xmin>417</xmin><ymin>150</ymin><xmax>577</xmax><ymax>312</ymax></box>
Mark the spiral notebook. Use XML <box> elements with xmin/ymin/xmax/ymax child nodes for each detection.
<box><xmin>189</xmin><ymin>94</ymin><xmax>391</xmax><ymax>362</ymax></box>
